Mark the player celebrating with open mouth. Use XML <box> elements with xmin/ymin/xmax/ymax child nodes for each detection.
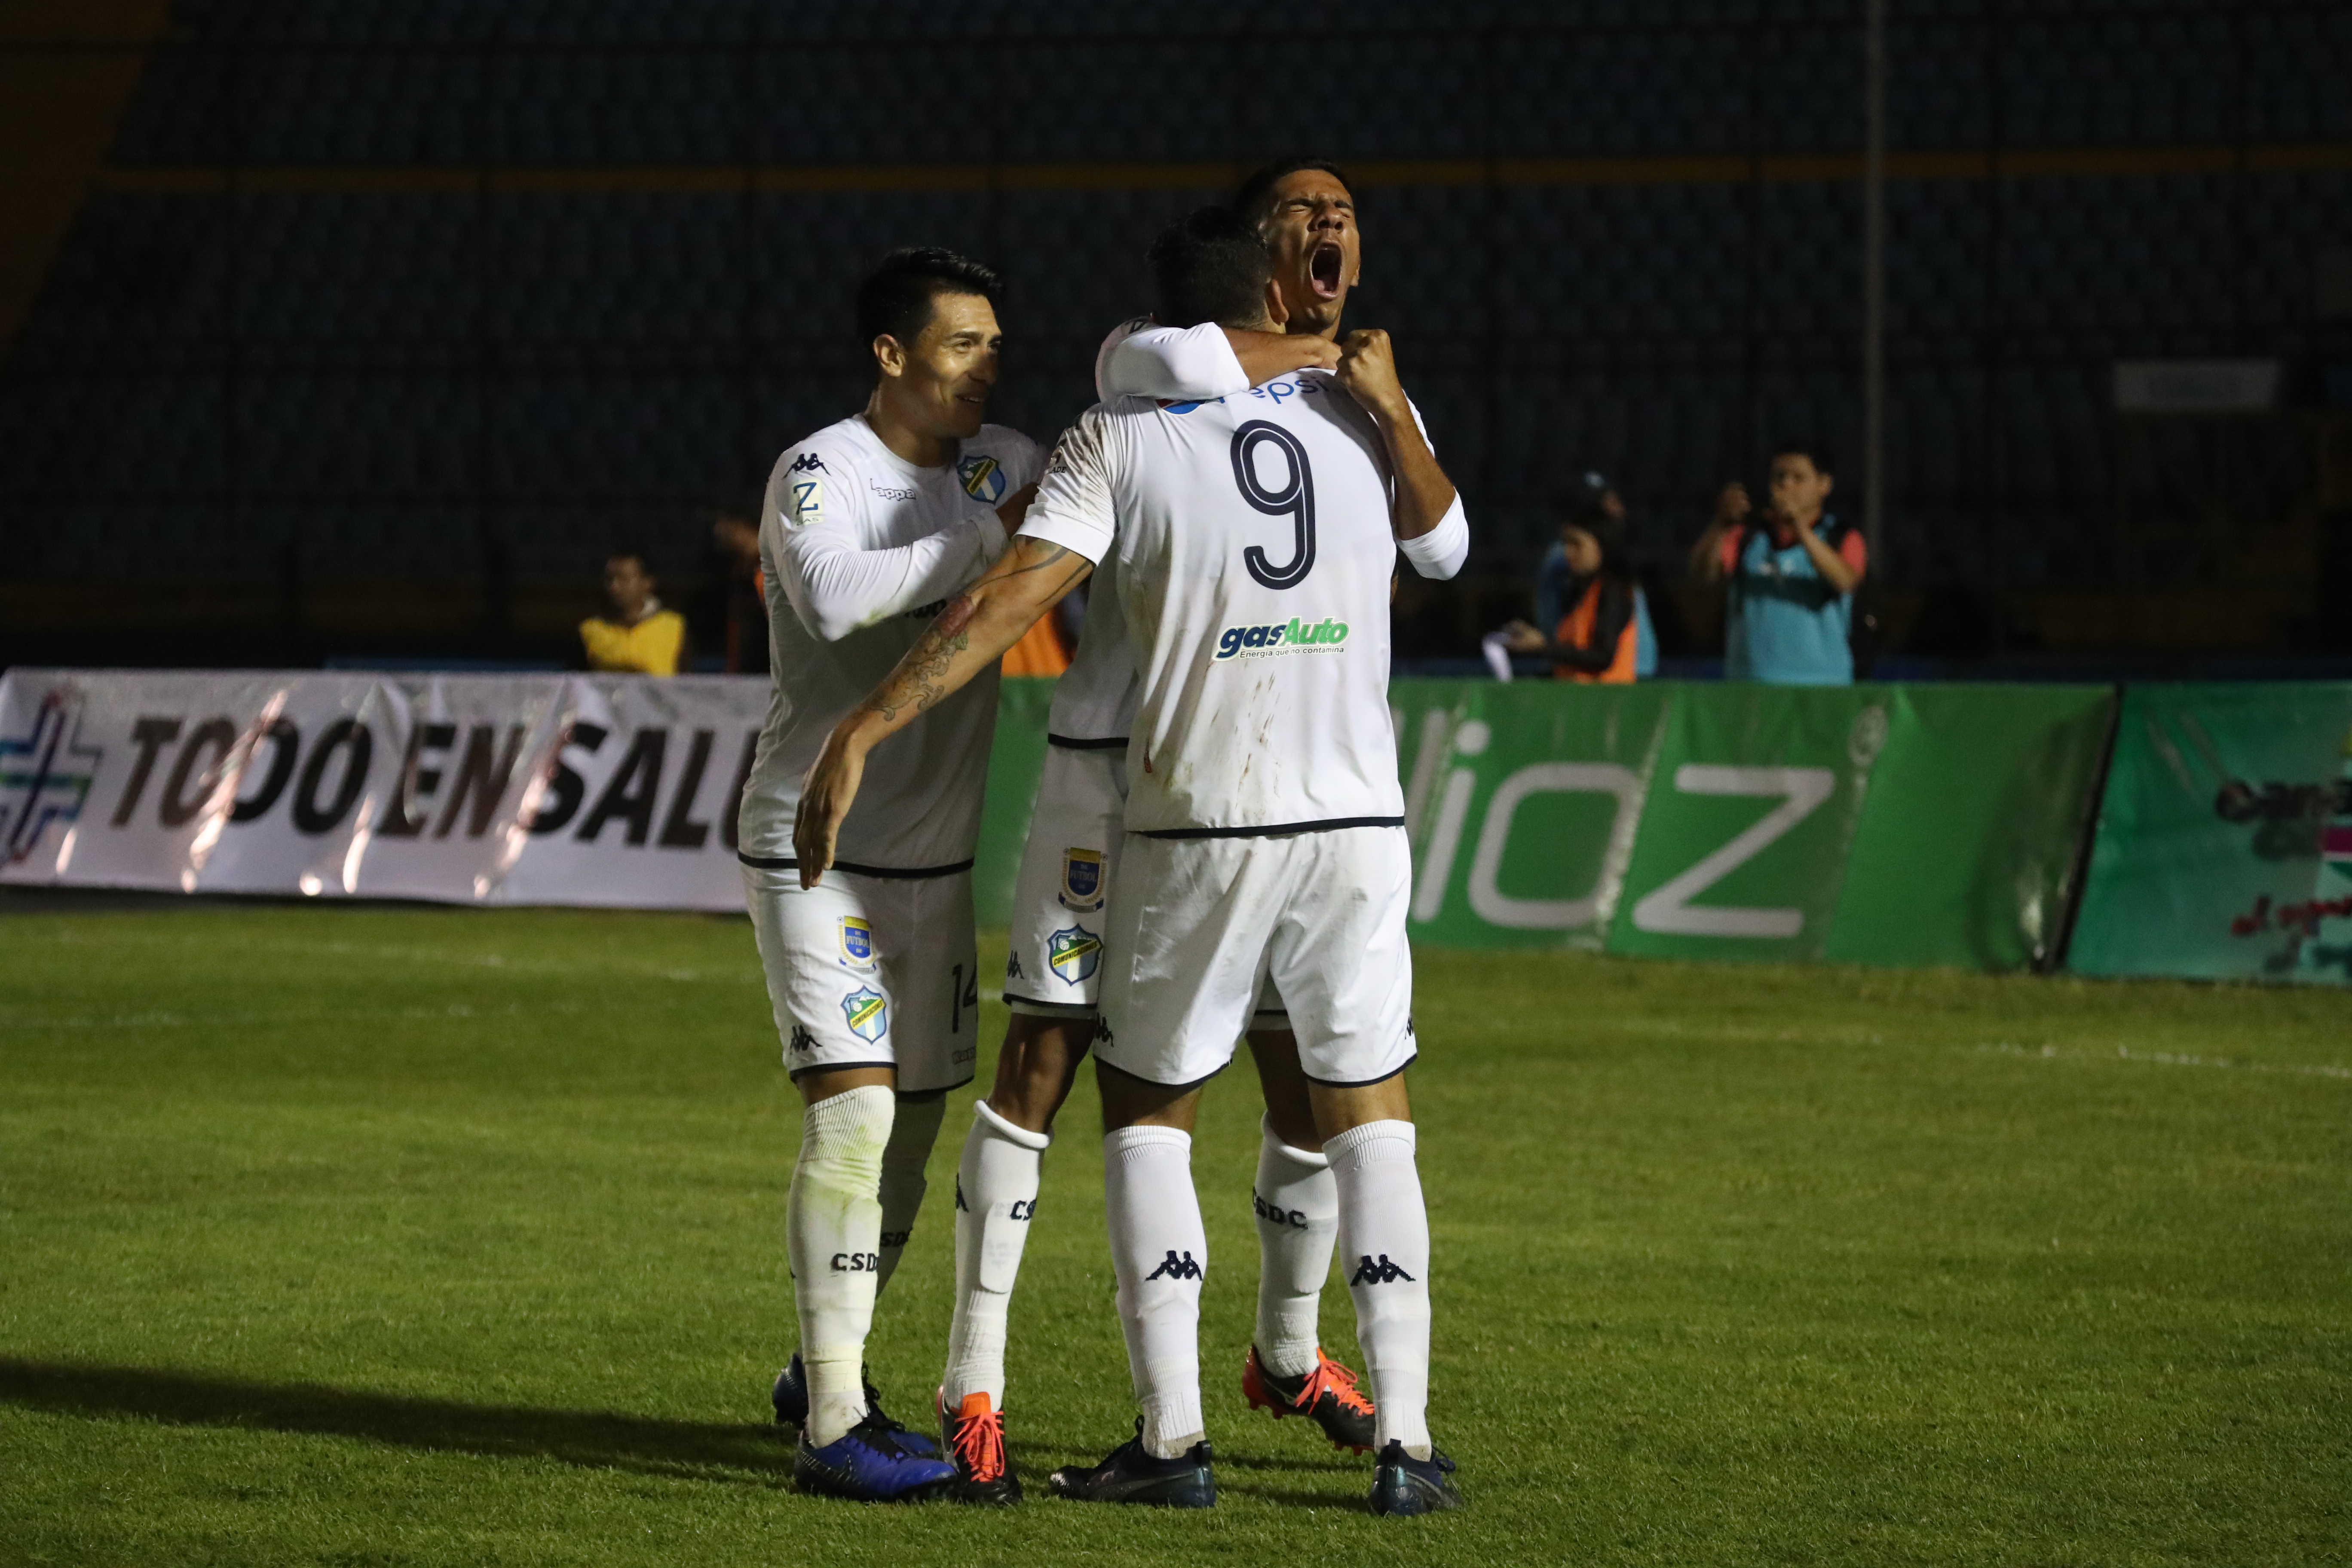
<box><xmin>932</xmin><ymin>158</ymin><xmax>1390</xmax><ymax>1504</ymax></box>
<box><xmin>795</xmin><ymin>205</ymin><xmax>1470</xmax><ymax>1516</ymax></box>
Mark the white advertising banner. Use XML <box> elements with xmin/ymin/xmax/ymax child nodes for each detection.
<box><xmin>0</xmin><ymin>669</ymin><xmax>769</xmax><ymax>911</ymax></box>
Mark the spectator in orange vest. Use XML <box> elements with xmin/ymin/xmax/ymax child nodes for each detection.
<box><xmin>579</xmin><ymin>548</ymin><xmax>687</xmax><ymax>675</ymax></box>
<box><xmin>1501</xmin><ymin>507</ymin><xmax>1638</xmax><ymax>683</ymax></box>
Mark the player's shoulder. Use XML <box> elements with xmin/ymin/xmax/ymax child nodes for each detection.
<box><xmin>769</xmin><ymin>416</ymin><xmax>870</xmax><ymax>530</ymax></box>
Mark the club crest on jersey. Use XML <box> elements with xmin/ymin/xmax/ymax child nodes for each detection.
<box><xmin>841</xmin><ymin>986</ymin><xmax>888</xmax><ymax>1042</ymax></box>
<box><xmin>1213</xmin><ymin>616</ymin><xmax>1350</xmax><ymax>660</ymax></box>
<box><xmin>1047</xmin><ymin>925</ymin><xmax>1102</xmax><ymax>986</ymax></box>
<box><xmin>958</xmin><ymin>454</ymin><xmax>1006</xmax><ymax>504</ymax></box>
<box><xmin>1059</xmin><ymin>847</ymin><xmax>1105</xmax><ymax>910</ymax></box>
<box><xmin>837</xmin><ymin>916</ymin><xmax>875</xmax><ymax>969</ymax></box>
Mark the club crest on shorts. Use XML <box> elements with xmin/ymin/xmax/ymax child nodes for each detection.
<box><xmin>958</xmin><ymin>454</ymin><xmax>1006</xmax><ymax>504</ymax></box>
<box><xmin>1047</xmin><ymin>925</ymin><xmax>1102</xmax><ymax>986</ymax></box>
<box><xmin>841</xmin><ymin>986</ymin><xmax>888</xmax><ymax>1043</ymax></box>
<box><xmin>1059</xmin><ymin>847</ymin><xmax>1105</xmax><ymax>910</ymax></box>
<box><xmin>837</xmin><ymin>915</ymin><xmax>875</xmax><ymax>969</ymax></box>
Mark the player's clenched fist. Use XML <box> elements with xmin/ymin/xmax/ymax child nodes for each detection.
<box><xmin>1334</xmin><ymin>328</ymin><xmax>1410</xmax><ymax>423</ymax></box>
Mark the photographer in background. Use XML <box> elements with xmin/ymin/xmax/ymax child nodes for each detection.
<box><xmin>1502</xmin><ymin>497</ymin><xmax>1641</xmax><ymax>683</ymax></box>
<box><xmin>1688</xmin><ymin>441</ymin><xmax>1865</xmax><ymax>685</ymax></box>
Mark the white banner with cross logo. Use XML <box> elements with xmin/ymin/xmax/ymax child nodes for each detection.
<box><xmin>0</xmin><ymin>669</ymin><xmax>769</xmax><ymax>910</ymax></box>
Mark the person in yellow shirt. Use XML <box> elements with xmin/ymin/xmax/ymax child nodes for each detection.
<box><xmin>579</xmin><ymin>548</ymin><xmax>687</xmax><ymax>675</ymax></box>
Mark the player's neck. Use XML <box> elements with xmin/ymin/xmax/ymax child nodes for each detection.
<box><xmin>861</xmin><ymin>387</ymin><xmax>954</xmax><ymax>469</ymax></box>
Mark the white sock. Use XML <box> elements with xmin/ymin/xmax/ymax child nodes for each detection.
<box><xmin>943</xmin><ymin>1099</ymin><xmax>1050</xmax><ymax>1412</ymax></box>
<box><xmin>1252</xmin><ymin>1116</ymin><xmax>1338</xmax><ymax>1378</ymax></box>
<box><xmin>786</xmin><ymin>1084</ymin><xmax>894</xmax><ymax>1447</ymax></box>
<box><xmin>1103</xmin><ymin>1124</ymin><xmax>1206</xmax><ymax>1458</ymax></box>
<box><xmin>874</xmin><ymin>1092</ymin><xmax>945</xmax><ymax>1297</ymax></box>
<box><xmin>1326</xmin><ymin>1119</ymin><xmax>1432</xmax><ymax>1456</ymax></box>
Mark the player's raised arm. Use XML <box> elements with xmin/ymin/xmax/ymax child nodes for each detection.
<box><xmin>792</xmin><ymin>530</ymin><xmax>1091</xmax><ymax>884</ymax></box>
<box><xmin>1334</xmin><ymin>329</ymin><xmax>1470</xmax><ymax>580</ymax></box>
<box><xmin>1099</xmin><ymin>319</ymin><xmax>1340</xmax><ymax>400</ymax></box>
<box><xmin>772</xmin><ymin>457</ymin><xmax>1030</xmax><ymax>644</ymax></box>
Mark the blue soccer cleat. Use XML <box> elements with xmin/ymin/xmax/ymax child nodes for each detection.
<box><xmin>794</xmin><ymin>1413</ymin><xmax>960</xmax><ymax>1502</ymax></box>
<box><xmin>1369</xmin><ymin>1439</ymin><xmax>1464</xmax><ymax>1516</ymax></box>
<box><xmin>771</xmin><ymin>1354</ymin><xmax>937</xmax><ymax>1455</ymax></box>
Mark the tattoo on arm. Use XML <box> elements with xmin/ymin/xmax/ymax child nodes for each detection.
<box><xmin>862</xmin><ymin>539</ymin><xmax>1093</xmax><ymax>726</ymax></box>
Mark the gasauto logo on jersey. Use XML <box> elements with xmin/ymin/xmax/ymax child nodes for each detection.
<box><xmin>1214</xmin><ymin>617</ymin><xmax>1349</xmax><ymax>660</ymax></box>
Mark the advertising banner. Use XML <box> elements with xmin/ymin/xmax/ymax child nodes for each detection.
<box><xmin>2067</xmin><ymin>683</ymin><xmax>2352</xmax><ymax>985</ymax></box>
<box><xmin>1391</xmin><ymin>680</ymin><xmax>2116</xmax><ymax>971</ymax></box>
<box><xmin>0</xmin><ymin>669</ymin><xmax>766</xmax><ymax>910</ymax></box>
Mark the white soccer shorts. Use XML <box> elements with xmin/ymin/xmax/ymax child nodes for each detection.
<box><xmin>1095</xmin><ymin>825</ymin><xmax>1416</xmax><ymax>1089</ymax></box>
<box><xmin>742</xmin><ymin>862</ymin><xmax>982</xmax><ymax>1093</ymax></box>
<box><xmin>1005</xmin><ymin>743</ymin><xmax>1286</xmax><ymax>1026</ymax></box>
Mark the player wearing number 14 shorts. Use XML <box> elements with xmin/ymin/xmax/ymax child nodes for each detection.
<box><xmin>792</xmin><ymin>204</ymin><xmax>1471</xmax><ymax>1516</ymax></box>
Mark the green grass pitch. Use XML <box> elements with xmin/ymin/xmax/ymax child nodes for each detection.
<box><xmin>2</xmin><ymin>902</ymin><xmax>2347</xmax><ymax>1566</ymax></box>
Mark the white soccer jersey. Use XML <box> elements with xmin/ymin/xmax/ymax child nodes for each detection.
<box><xmin>1018</xmin><ymin>371</ymin><xmax>1412</xmax><ymax>836</ymax></box>
<box><xmin>736</xmin><ymin>414</ymin><xmax>1043</xmax><ymax>870</ymax></box>
<box><xmin>1038</xmin><ymin>320</ymin><xmax>1253</xmax><ymax>743</ymax></box>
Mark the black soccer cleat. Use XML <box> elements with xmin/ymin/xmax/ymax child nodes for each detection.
<box><xmin>1047</xmin><ymin>1420</ymin><xmax>1216</xmax><ymax>1508</ymax></box>
<box><xmin>770</xmin><ymin>1353</ymin><xmax>937</xmax><ymax>1455</ymax></box>
<box><xmin>1369</xmin><ymin>1439</ymin><xmax>1463</xmax><ymax>1516</ymax></box>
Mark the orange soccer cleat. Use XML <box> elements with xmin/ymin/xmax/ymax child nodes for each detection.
<box><xmin>1241</xmin><ymin>1345</ymin><xmax>1378</xmax><ymax>1454</ymax></box>
<box><xmin>937</xmin><ymin>1389</ymin><xmax>1023</xmax><ymax>1506</ymax></box>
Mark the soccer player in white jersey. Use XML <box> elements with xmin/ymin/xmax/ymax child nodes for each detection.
<box><xmin>794</xmin><ymin>208</ymin><xmax>1471</xmax><ymax>1516</ymax></box>
<box><xmin>934</xmin><ymin>158</ymin><xmax>1404</xmax><ymax>1497</ymax></box>
<box><xmin>736</xmin><ymin>247</ymin><xmax>1044</xmax><ymax>1503</ymax></box>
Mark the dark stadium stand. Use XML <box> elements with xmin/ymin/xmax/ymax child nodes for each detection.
<box><xmin>3</xmin><ymin>0</ymin><xmax>2349</xmax><ymax>668</ymax></box>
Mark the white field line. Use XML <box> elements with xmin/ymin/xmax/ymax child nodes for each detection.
<box><xmin>1977</xmin><ymin>1040</ymin><xmax>2352</xmax><ymax>1082</ymax></box>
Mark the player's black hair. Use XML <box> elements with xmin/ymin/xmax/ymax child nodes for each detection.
<box><xmin>1229</xmin><ymin>155</ymin><xmax>1354</xmax><ymax>227</ymax></box>
<box><xmin>1148</xmin><ymin>206</ymin><xmax>1274</xmax><ymax>331</ymax></box>
<box><xmin>1771</xmin><ymin>438</ymin><xmax>1835</xmax><ymax>476</ymax></box>
<box><xmin>855</xmin><ymin>246</ymin><xmax>1004</xmax><ymax>349</ymax></box>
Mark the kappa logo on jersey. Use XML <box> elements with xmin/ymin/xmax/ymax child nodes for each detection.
<box><xmin>958</xmin><ymin>454</ymin><xmax>1006</xmax><ymax>504</ymax></box>
<box><xmin>0</xmin><ymin>691</ymin><xmax>101</xmax><ymax>866</ymax></box>
<box><xmin>1047</xmin><ymin>924</ymin><xmax>1102</xmax><ymax>985</ymax></box>
<box><xmin>785</xmin><ymin>475</ymin><xmax>824</xmax><ymax>528</ymax></box>
<box><xmin>840</xmin><ymin>986</ymin><xmax>888</xmax><ymax>1042</ymax></box>
<box><xmin>837</xmin><ymin>916</ymin><xmax>876</xmax><ymax>970</ymax></box>
<box><xmin>788</xmin><ymin>452</ymin><xmax>828</xmax><ymax>475</ymax></box>
<box><xmin>1349</xmin><ymin>1253</ymin><xmax>1417</xmax><ymax>1286</ymax></box>
<box><xmin>1144</xmin><ymin>1250</ymin><xmax>1203</xmax><ymax>1282</ymax></box>
<box><xmin>1059</xmin><ymin>847</ymin><xmax>1105</xmax><ymax>910</ymax></box>
<box><xmin>1213</xmin><ymin>616</ymin><xmax>1351</xmax><ymax>660</ymax></box>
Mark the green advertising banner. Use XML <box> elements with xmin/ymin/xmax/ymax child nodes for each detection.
<box><xmin>1390</xmin><ymin>680</ymin><xmax>2115</xmax><ymax>970</ymax></box>
<box><xmin>2067</xmin><ymin>683</ymin><xmax>2352</xmax><ymax>985</ymax></box>
<box><xmin>977</xmin><ymin>678</ymin><xmax>2116</xmax><ymax>971</ymax></box>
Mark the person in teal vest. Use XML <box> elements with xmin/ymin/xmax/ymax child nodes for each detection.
<box><xmin>1688</xmin><ymin>441</ymin><xmax>1866</xmax><ymax>685</ymax></box>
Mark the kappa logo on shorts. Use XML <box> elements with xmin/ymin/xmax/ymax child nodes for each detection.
<box><xmin>787</xmin><ymin>1023</ymin><xmax>818</xmax><ymax>1055</ymax></box>
<box><xmin>1005</xmin><ymin>950</ymin><xmax>1025</xmax><ymax>980</ymax></box>
<box><xmin>1047</xmin><ymin>924</ymin><xmax>1102</xmax><ymax>986</ymax></box>
<box><xmin>1059</xmin><ymin>846</ymin><xmax>1105</xmax><ymax>910</ymax></box>
<box><xmin>840</xmin><ymin>986</ymin><xmax>888</xmax><ymax>1043</ymax></box>
<box><xmin>838</xmin><ymin>915</ymin><xmax>876</xmax><ymax>970</ymax></box>
<box><xmin>958</xmin><ymin>453</ymin><xmax>1006</xmax><ymax>503</ymax></box>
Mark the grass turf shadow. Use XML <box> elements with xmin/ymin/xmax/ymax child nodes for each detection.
<box><xmin>0</xmin><ymin>1357</ymin><xmax>787</xmax><ymax>1485</ymax></box>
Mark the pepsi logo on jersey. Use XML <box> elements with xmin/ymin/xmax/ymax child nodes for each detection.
<box><xmin>1213</xmin><ymin>617</ymin><xmax>1351</xmax><ymax>660</ymax></box>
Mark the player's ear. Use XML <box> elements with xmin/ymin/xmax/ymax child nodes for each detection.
<box><xmin>872</xmin><ymin>333</ymin><xmax>907</xmax><ymax>379</ymax></box>
<box><xmin>1263</xmin><ymin>276</ymin><xmax>1289</xmax><ymax>330</ymax></box>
